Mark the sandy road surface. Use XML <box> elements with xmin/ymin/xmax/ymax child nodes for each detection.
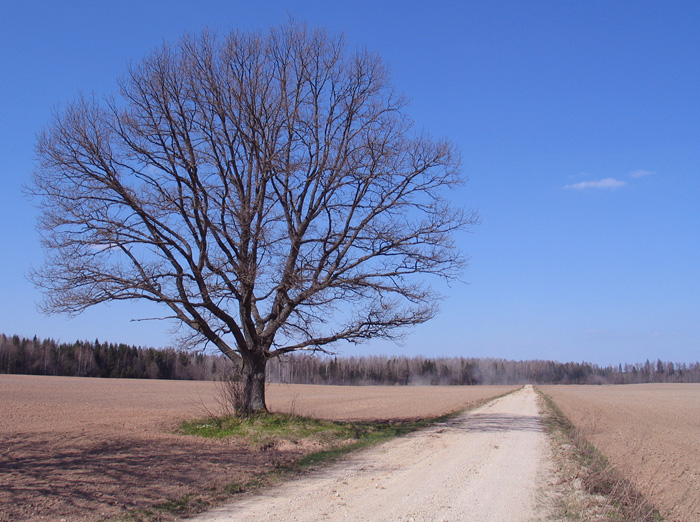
<box><xmin>190</xmin><ymin>386</ymin><xmax>552</xmax><ymax>522</ymax></box>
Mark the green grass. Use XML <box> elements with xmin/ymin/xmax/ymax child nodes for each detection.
<box><xmin>180</xmin><ymin>412</ymin><xmax>364</xmax><ymax>442</ymax></box>
<box><xmin>179</xmin><ymin>412</ymin><xmax>445</xmax><ymax>459</ymax></box>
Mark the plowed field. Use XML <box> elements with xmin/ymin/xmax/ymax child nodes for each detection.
<box><xmin>0</xmin><ymin>375</ymin><xmax>516</xmax><ymax>521</ymax></box>
<box><xmin>539</xmin><ymin>384</ymin><xmax>700</xmax><ymax>522</ymax></box>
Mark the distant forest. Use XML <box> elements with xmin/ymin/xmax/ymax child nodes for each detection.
<box><xmin>1</xmin><ymin>333</ymin><xmax>699</xmax><ymax>385</ymax></box>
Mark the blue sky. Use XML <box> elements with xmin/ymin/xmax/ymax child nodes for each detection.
<box><xmin>1</xmin><ymin>1</ymin><xmax>698</xmax><ymax>366</ymax></box>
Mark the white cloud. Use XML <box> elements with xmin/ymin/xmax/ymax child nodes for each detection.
<box><xmin>564</xmin><ymin>178</ymin><xmax>627</xmax><ymax>190</ymax></box>
<box><xmin>629</xmin><ymin>169</ymin><xmax>655</xmax><ymax>178</ymax></box>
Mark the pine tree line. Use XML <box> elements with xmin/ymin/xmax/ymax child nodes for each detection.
<box><xmin>2</xmin><ymin>333</ymin><xmax>699</xmax><ymax>385</ymax></box>
<box><xmin>0</xmin><ymin>334</ymin><xmax>234</xmax><ymax>380</ymax></box>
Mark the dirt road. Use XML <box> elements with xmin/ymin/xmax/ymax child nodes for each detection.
<box><xmin>190</xmin><ymin>385</ymin><xmax>553</xmax><ymax>522</ymax></box>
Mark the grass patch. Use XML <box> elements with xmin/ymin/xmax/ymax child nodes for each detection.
<box><xmin>536</xmin><ymin>388</ymin><xmax>663</xmax><ymax>522</ymax></box>
<box><xmin>181</xmin><ymin>413</ymin><xmax>437</xmax><ymax>447</ymax></box>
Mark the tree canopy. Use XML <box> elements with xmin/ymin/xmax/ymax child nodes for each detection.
<box><xmin>30</xmin><ymin>23</ymin><xmax>477</xmax><ymax>412</ymax></box>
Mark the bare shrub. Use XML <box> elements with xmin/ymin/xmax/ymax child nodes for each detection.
<box><xmin>194</xmin><ymin>366</ymin><xmax>248</xmax><ymax>426</ymax></box>
<box><xmin>216</xmin><ymin>367</ymin><xmax>247</xmax><ymax>418</ymax></box>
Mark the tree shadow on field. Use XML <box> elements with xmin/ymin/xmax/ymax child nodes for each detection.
<box><xmin>0</xmin><ymin>432</ymin><xmax>299</xmax><ymax>522</ymax></box>
<box><xmin>445</xmin><ymin>412</ymin><xmax>545</xmax><ymax>433</ymax></box>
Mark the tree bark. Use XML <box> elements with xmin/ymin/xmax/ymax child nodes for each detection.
<box><xmin>243</xmin><ymin>353</ymin><xmax>268</xmax><ymax>414</ymax></box>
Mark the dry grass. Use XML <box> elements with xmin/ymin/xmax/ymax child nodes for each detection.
<box><xmin>540</xmin><ymin>384</ymin><xmax>700</xmax><ymax>522</ymax></box>
<box><xmin>537</xmin><ymin>389</ymin><xmax>662</xmax><ymax>522</ymax></box>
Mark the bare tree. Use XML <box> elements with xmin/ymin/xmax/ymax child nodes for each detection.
<box><xmin>29</xmin><ymin>23</ymin><xmax>477</xmax><ymax>413</ymax></box>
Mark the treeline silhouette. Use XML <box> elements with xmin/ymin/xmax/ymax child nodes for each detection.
<box><xmin>0</xmin><ymin>333</ymin><xmax>240</xmax><ymax>380</ymax></box>
<box><xmin>266</xmin><ymin>353</ymin><xmax>700</xmax><ymax>385</ymax></box>
<box><xmin>2</xmin><ymin>333</ymin><xmax>699</xmax><ymax>385</ymax></box>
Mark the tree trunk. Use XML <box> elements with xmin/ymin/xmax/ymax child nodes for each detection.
<box><xmin>243</xmin><ymin>353</ymin><xmax>268</xmax><ymax>414</ymax></box>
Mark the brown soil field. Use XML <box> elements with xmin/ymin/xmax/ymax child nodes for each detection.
<box><xmin>0</xmin><ymin>374</ymin><xmax>517</xmax><ymax>522</ymax></box>
<box><xmin>539</xmin><ymin>384</ymin><xmax>700</xmax><ymax>522</ymax></box>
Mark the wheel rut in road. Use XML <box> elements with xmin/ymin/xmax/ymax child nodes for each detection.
<box><xmin>189</xmin><ymin>385</ymin><xmax>553</xmax><ymax>522</ymax></box>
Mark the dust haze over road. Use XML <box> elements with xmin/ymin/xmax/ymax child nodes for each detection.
<box><xmin>190</xmin><ymin>386</ymin><xmax>553</xmax><ymax>522</ymax></box>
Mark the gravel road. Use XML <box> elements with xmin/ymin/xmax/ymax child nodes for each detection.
<box><xmin>189</xmin><ymin>385</ymin><xmax>553</xmax><ymax>522</ymax></box>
